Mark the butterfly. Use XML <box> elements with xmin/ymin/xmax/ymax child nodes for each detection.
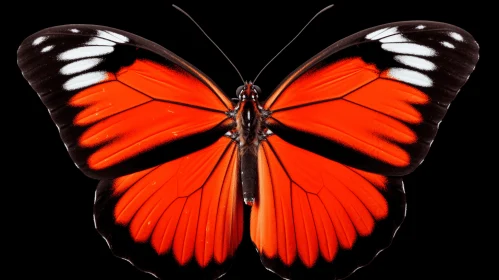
<box><xmin>16</xmin><ymin>3</ymin><xmax>479</xmax><ymax>280</ymax></box>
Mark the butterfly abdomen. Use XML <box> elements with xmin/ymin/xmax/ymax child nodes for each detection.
<box><xmin>240</xmin><ymin>150</ymin><xmax>258</xmax><ymax>206</ymax></box>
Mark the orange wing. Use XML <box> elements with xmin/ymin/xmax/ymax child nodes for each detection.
<box><xmin>17</xmin><ymin>25</ymin><xmax>234</xmax><ymax>179</ymax></box>
<box><xmin>254</xmin><ymin>21</ymin><xmax>479</xmax><ymax>279</ymax></box>
<box><xmin>94</xmin><ymin>136</ymin><xmax>243</xmax><ymax>279</ymax></box>
<box><xmin>251</xmin><ymin>135</ymin><xmax>405</xmax><ymax>279</ymax></box>
<box><xmin>17</xmin><ymin>25</ymin><xmax>241</xmax><ymax>279</ymax></box>
<box><xmin>266</xmin><ymin>57</ymin><xmax>429</xmax><ymax>174</ymax></box>
<box><xmin>264</xmin><ymin>21</ymin><xmax>479</xmax><ymax>176</ymax></box>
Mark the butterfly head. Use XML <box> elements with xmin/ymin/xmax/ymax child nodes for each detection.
<box><xmin>236</xmin><ymin>82</ymin><xmax>261</xmax><ymax>102</ymax></box>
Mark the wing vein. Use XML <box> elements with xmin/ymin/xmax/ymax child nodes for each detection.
<box><xmin>115</xmin><ymin>165</ymin><xmax>165</xmax><ymax>221</ymax></box>
<box><xmin>305</xmin><ymin>193</ymin><xmax>320</xmax><ymax>262</ymax></box>
<box><xmin>116</xmin><ymin>79</ymin><xmax>226</xmax><ymax>113</ymax></box>
<box><xmin>320</xmin><ymin>188</ymin><xmax>354</xmax><ymax>246</ymax></box>
<box><xmin>262</xmin><ymin>143</ymin><xmax>280</xmax><ymax>259</ymax></box>
<box><xmin>90</xmin><ymin>118</ymin><xmax>230</xmax><ymax>168</ymax></box>
<box><xmin>114</xmin><ymin>165</ymin><xmax>162</xmax><ymax>196</ymax></box>
<box><xmin>271</xmin><ymin>78</ymin><xmax>379</xmax><ymax>113</ymax></box>
<box><xmin>263</xmin><ymin>143</ymin><xmax>296</xmax><ymax>261</ymax></box>
<box><xmin>342</xmin><ymin>96</ymin><xmax>421</xmax><ymax>123</ymax></box>
<box><xmin>269</xmin><ymin>118</ymin><xmax>409</xmax><ymax>164</ymax></box>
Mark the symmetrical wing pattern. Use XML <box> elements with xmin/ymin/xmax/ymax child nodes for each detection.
<box><xmin>17</xmin><ymin>19</ymin><xmax>479</xmax><ymax>280</ymax></box>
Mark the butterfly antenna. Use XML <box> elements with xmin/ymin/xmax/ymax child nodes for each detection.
<box><xmin>253</xmin><ymin>4</ymin><xmax>335</xmax><ymax>84</ymax></box>
<box><xmin>173</xmin><ymin>4</ymin><xmax>245</xmax><ymax>84</ymax></box>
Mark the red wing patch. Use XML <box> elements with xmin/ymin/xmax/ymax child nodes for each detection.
<box><xmin>265</xmin><ymin>58</ymin><xmax>381</xmax><ymax>110</ymax></box>
<box><xmin>250</xmin><ymin>135</ymin><xmax>405</xmax><ymax>279</ymax></box>
<box><xmin>109</xmin><ymin>59</ymin><xmax>231</xmax><ymax>111</ymax></box>
<box><xmin>94</xmin><ymin>136</ymin><xmax>243</xmax><ymax>279</ymax></box>
<box><xmin>266</xmin><ymin>58</ymin><xmax>431</xmax><ymax>175</ymax></box>
<box><xmin>69</xmin><ymin>59</ymin><xmax>232</xmax><ymax>171</ymax></box>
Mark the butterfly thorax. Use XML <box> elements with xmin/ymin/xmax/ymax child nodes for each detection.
<box><xmin>237</xmin><ymin>102</ymin><xmax>261</xmax><ymax>152</ymax></box>
<box><xmin>234</xmin><ymin>82</ymin><xmax>264</xmax><ymax>206</ymax></box>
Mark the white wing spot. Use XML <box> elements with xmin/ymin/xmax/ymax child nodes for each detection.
<box><xmin>379</xmin><ymin>34</ymin><xmax>411</xmax><ymax>43</ymax></box>
<box><xmin>371</xmin><ymin>26</ymin><xmax>399</xmax><ymax>40</ymax></box>
<box><xmin>86</xmin><ymin>37</ymin><xmax>116</xmax><ymax>46</ymax></box>
<box><xmin>106</xmin><ymin>31</ymin><xmax>129</xmax><ymax>42</ymax></box>
<box><xmin>266</xmin><ymin>129</ymin><xmax>273</xmax><ymax>135</ymax></box>
<box><xmin>365</xmin><ymin>27</ymin><xmax>389</xmax><ymax>40</ymax></box>
<box><xmin>225</xmin><ymin>131</ymin><xmax>232</xmax><ymax>136</ymax></box>
<box><xmin>33</xmin><ymin>36</ymin><xmax>48</xmax><ymax>46</ymax></box>
<box><xmin>70</xmin><ymin>29</ymin><xmax>80</xmax><ymax>33</ymax></box>
<box><xmin>60</xmin><ymin>58</ymin><xmax>103</xmax><ymax>75</ymax></box>
<box><xmin>449</xmin><ymin>32</ymin><xmax>464</xmax><ymax>42</ymax></box>
<box><xmin>97</xmin><ymin>30</ymin><xmax>129</xmax><ymax>43</ymax></box>
<box><xmin>440</xmin><ymin>41</ymin><xmax>455</xmax><ymax>49</ymax></box>
<box><xmin>382</xmin><ymin>43</ymin><xmax>436</xmax><ymax>56</ymax></box>
<box><xmin>394</xmin><ymin>55</ymin><xmax>436</xmax><ymax>71</ymax></box>
<box><xmin>58</xmin><ymin>46</ymin><xmax>114</xmax><ymax>61</ymax></box>
<box><xmin>387</xmin><ymin>67</ymin><xmax>433</xmax><ymax>87</ymax></box>
<box><xmin>63</xmin><ymin>71</ymin><xmax>108</xmax><ymax>90</ymax></box>
<box><xmin>366</xmin><ymin>27</ymin><xmax>400</xmax><ymax>40</ymax></box>
<box><xmin>41</xmin><ymin>45</ymin><xmax>54</xmax><ymax>53</ymax></box>
<box><xmin>415</xmin><ymin>25</ymin><xmax>425</xmax><ymax>30</ymax></box>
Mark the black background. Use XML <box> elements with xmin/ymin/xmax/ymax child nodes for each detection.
<box><xmin>9</xmin><ymin>0</ymin><xmax>492</xmax><ymax>279</ymax></box>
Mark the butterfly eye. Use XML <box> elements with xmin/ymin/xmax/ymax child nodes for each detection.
<box><xmin>236</xmin><ymin>85</ymin><xmax>244</xmax><ymax>98</ymax></box>
<box><xmin>253</xmin><ymin>85</ymin><xmax>262</xmax><ymax>96</ymax></box>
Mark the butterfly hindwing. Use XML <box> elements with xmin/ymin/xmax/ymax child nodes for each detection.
<box><xmin>94</xmin><ymin>136</ymin><xmax>243</xmax><ymax>279</ymax></box>
<box><xmin>17</xmin><ymin>24</ymin><xmax>234</xmax><ymax>179</ymax></box>
<box><xmin>253</xmin><ymin>21</ymin><xmax>479</xmax><ymax>279</ymax></box>
<box><xmin>251</xmin><ymin>135</ymin><xmax>405</xmax><ymax>279</ymax></box>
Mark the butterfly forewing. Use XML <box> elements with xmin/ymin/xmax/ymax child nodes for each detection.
<box><xmin>17</xmin><ymin>24</ymin><xmax>234</xmax><ymax>179</ymax></box>
<box><xmin>265</xmin><ymin>21</ymin><xmax>478</xmax><ymax>176</ymax></box>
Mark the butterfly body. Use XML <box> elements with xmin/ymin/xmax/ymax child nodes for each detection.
<box><xmin>234</xmin><ymin>82</ymin><xmax>266</xmax><ymax>205</ymax></box>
